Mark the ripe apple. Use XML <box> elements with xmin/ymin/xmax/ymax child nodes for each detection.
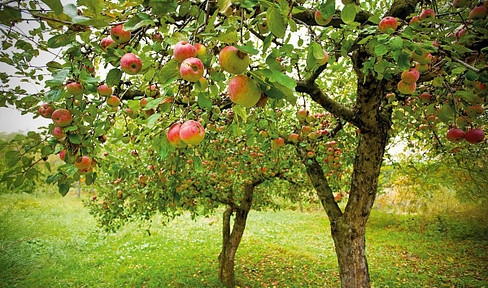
<box><xmin>259</xmin><ymin>130</ymin><xmax>268</xmax><ymax>138</ymax></box>
<box><xmin>125</xmin><ymin>108</ymin><xmax>137</xmax><ymax>119</ymax></box>
<box><xmin>174</xmin><ymin>41</ymin><xmax>197</xmax><ymax>62</ymax></box>
<box><xmin>120</xmin><ymin>53</ymin><xmax>142</xmax><ymax>75</ymax></box>
<box><xmin>59</xmin><ymin>149</ymin><xmax>66</xmax><ymax>160</ymax></box>
<box><xmin>397</xmin><ymin>80</ymin><xmax>416</xmax><ymax>94</ymax></box>
<box><xmin>107</xmin><ymin>96</ymin><xmax>121</xmax><ymax>107</ymax></box>
<box><xmin>409</xmin><ymin>16</ymin><xmax>420</xmax><ymax>25</ymax></box>
<box><xmin>100</xmin><ymin>37</ymin><xmax>115</xmax><ymax>51</ymax></box>
<box><xmin>219</xmin><ymin>46</ymin><xmax>249</xmax><ymax>74</ymax></box>
<box><xmin>51</xmin><ymin>109</ymin><xmax>72</xmax><ymax>127</ymax></box>
<box><xmin>307</xmin><ymin>151</ymin><xmax>315</xmax><ymax>158</ymax></box>
<box><xmin>179</xmin><ymin>120</ymin><xmax>205</xmax><ymax>145</ymax></box>
<box><xmin>39</xmin><ymin>103</ymin><xmax>54</xmax><ymax>118</ymax></box>
<box><xmin>378</xmin><ymin>16</ymin><xmax>398</xmax><ymax>33</ymax></box>
<box><xmin>297</xmin><ymin>110</ymin><xmax>308</xmax><ymax>121</ymax></box>
<box><xmin>152</xmin><ymin>32</ymin><xmax>163</xmax><ymax>42</ymax></box>
<box><xmin>289</xmin><ymin>133</ymin><xmax>300</xmax><ymax>143</ymax></box>
<box><xmin>180</xmin><ymin>57</ymin><xmax>204</xmax><ymax>82</ymax></box>
<box><xmin>420</xmin><ymin>9</ymin><xmax>435</xmax><ymax>20</ymax></box>
<box><xmin>314</xmin><ymin>11</ymin><xmax>332</xmax><ymax>26</ymax></box>
<box><xmin>257</xmin><ymin>18</ymin><xmax>269</xmax><ymax>34</ymax></box>
<box><xmin>110</xmin><ymin>24</ymin><xmax>131</xmax><ymax>44</ymax></box>
<box><xmin>52</xmin><ymin>126</ymin><xmax>66</xmax><ymax>138</ymax></box>
<box><xmin>195</xmin><ymin>43</ymin><xmax>207</xmax><ymax>57</ymax></box>
<box><xmin>66</xmin><ymin>82</ymin><xmax>83</xmax><ymax>95</ymax></box>
<box><xmin>97</xmin><ymin>84</ymin><xmax>112</xmax><ymax>97</ymax></box>
<box><xmin>74</xmin><ymin>156</ymin><xmax>91</xmax><ymax>170</ymax></box>
<box><xmin>453</xmin><ymin>0</ymin><xmax>470</xmax><ymax>8</ymax></box>
<box><xmin>228</xmin><ymin>75</ymin><xmax>261</xmax><ymax>108</ymax></box>
<box><xmin>274</xmin><ymin>137</ymin><xmax>285</xmax><ymax>147</ymax></box>
<box><xmin>167</xmin><ymin>123</ymin><xmax>186</xmax><ymax>148</ymax></box>
<box><xmin>419</xmin><ymin>92</ymin><xmax>432</xmax><ymax>102</ymax></box>
<box><xmin>470</xmin><ymin>6</ymin><xmax>487</xmax><ymax>19</ymax></box>
<box><xmin>447</xmin><ymin>128</ymin><xmax>464</xmax><ymax>143</ymax></box>
<box><xmin>401</xmin><ymin>68</ymin><xmax>420</xmax><ymax>84</ymax></box>
<box><xmin>465</xmin><ymin>129</ymin><xmax>485</xmax><ymax>144</ymax></box>
<box><xmin>318</xmin><ymin>50</ymin><xmax>329</xmax><ymax>66</ymax></box>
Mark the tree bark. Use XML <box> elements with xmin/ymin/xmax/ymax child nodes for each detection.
<box><xmin>218</xmin><ymin>184</ymin><xmax>254</xmax><ymax>287</ymax></box>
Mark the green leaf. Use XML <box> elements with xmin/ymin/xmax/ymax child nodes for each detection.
<box><xmin>0</xmin><ymin>6</ymin><xmax>21</xmax><ymax>25</ymax></box>
<box><xmin>124</xmin><ymin>13</ymin><xmax>155</xmax><ymax>31</ymax></box>
<box><xmin>341</xmin><ymin>3</ymin><xmax>356</xmax><ymax>24</ymax></box>
<box><xmin>47</xmin><ymin>34</ymin><xmax>75</xmax><ymax>48</ymax></box>
<box><xmin>271</xmin><ymin>69</ymin><xmax>296</xmax><ymax>90</ymax></box>
<box><xmin>233</xmin><ymin>105</ymin><xmax>248</xmax><ymax>122</ymax></box>
<box><xmin>319</xmin><ymin>0</ymin><xmax>335</xmax><ymax>19</ymax></box>
<box><xmin>106</xmin><ymin>68</ymin><xmax>122</xmax><ymax>87</ymax></box>
<box><xmin>193</xmin><ymin>155</ymin><xmax>203</xmax><ymax>172</ymax></box>
<box><xmin>58</xmin><ymin>183</ymin><xmax>70</xmax><ymax>196</ymax></box>
<box><xmin>78</xmin><ymin>0</ymin><xmax>102</xmax><ymax>16</ymax></box>
<box><xmin>68</xmin><ymin>134</ymin><xmax>82</xmax><ymax>144</ymax></box>
<box><xmin>235</xmin><ymin>45</ymin><xmax>259</xmax><ymax>55</ymax></box>
<box><xmin>388</xmin><ymin>36</ymin><xmax>403</xmax><ymax>50</ymax></box>
<box><xmin>158</xmin><ymin>60</ymin><xmax>180</xmax><ymax>87</ymax></box>
<box><xmin>451</xmin><ymin>67</ymin><xmax>466</xmax><ymax>75</ymax></box>
<box><xmin>374</xmin><ymin>44</ymin><xmax>388</xmax><ymax>56</ymax></box>
<box><xmin>41</xmin><ymin>0</ymin><xmax>63</xmax><ymax>14</ymax></box>
<box><xmin>45</xmin><ymin>69</ymin><xmax>69</xmax><ymax>87</ymax></box>
<box><xmin>63</xmin><ymin>4</ymin><xmax>78</xmax><ymax>18</ymax></box>
<box><xmin>267</xmin><ymin>6</ymin><xmax>287</xmax><ymax>39</ymax></box>
<box><xmin>197</xmin><ymin>94</ymin><xmax>213</xmax><ymax>111</ymax></box>
<box><xmin>146</xmin><ymin>113</ymin><xmax>161</xmax><ymax>128</ymax></box>
<box><xmin>148</xmin><ymin>0</ymin><xmax>178</xmax><ymax>16</ymax></box>
<box><xmin>311</xmin><ymin>42</ymin><xmax>325</xmax><ymax>59</ymax></box>
<box><xmin>217</xmin><ymin>0</ymin><xmax>232</xmax><ymax>12</ymax></box>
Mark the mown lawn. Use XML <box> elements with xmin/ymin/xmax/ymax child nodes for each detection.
<box><xmin>0</xmin><ymin>192</ymin><xmax>487</xmax><ymax>288</ymax></box>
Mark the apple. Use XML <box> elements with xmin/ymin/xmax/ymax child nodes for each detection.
<box><xmin>378</xmin><ymin>16</ymin><xmax>398</xmax><ymax>33</ymax></box>
<box><xmin>314</xmin><ymin>11</ymin><xmax>332</xmax><ymax>26</ymax></box>
<box><xmin>195</xmin><ymin>43</ymin><xmax>207</xmax><ymax>57</ymax></box>
<box><xmin>180</xmin><ymin>57</ymin><xmax>204</xmax><ymax>82</ymax></box>
<box><xmin>307</xmin><ymin>151</ymin><xmax>315</xmax><ymax>158</ymax></box>
<box><xmin>100</xmin><ymin>37</ymin><xmax>115</xmax><ymax>51</ymax></box>
<box><xmin>125</xmin><ymin>108</ymin><xmax>137</xmax><ymax>119</ymax></box>
<box><xmin>415</xmin><ymin>63</ymin><xmax>430</xmax><ymax>73</ymax></box>
<box><xmin>301</xmin><ymin>125</ymin><xmax>311</xmax><ymax>135</ymax></box>
<box><xmin>297</xmin><ymin>110</ymin><xmax>308</xmax><ymax>121</ymax></box>
<box><xmin>259</xmin><ymin>130</ymin><xmax>268</xmax><ymax>138</ymax></box>
<box><xmin>110</xmin><ymin>24</ymin><xmax>131</xmax><ymax>44</ymax></box>
<box><xmin>466</xmin><ymin>105</ymin><xmax>484</xmax><ymax>118</ymax></box>
<box><xmin>274</xmin><ymin>137</ymin><xmax>285</xmax><ymax>147</ymax></box>
<box><xmin>219</xmin><ymin>46</ymin><xmax>249</xmax><ymax>74</ymax></box>
<box><xmin>470</xmin><ymin>6</ymin><xmax>487</xmax><ymax>19</ymax></box>
<box><xmin>419</xmin><ymin>92</ymin><xmax>432</xmax><ymax>102</ymax></box>
<box><xmin>152</xmin><ymin>32</ymin><xmax>163</xmax><ymax>42</ymax></box>
<box><xmin>318</xmin><ymin>50</ymin><xmax>329</xmax><ymax>66</ymax></box>
<box><xmin>167</xmin><ymin>123</ymin><xmax>186</xmax><ymax>148</ymax></box>
<box><xmin>409</xmin><ymin>16</ymin><xmax>420</xmax><ymax>25</ymax></box>
<box><xmin>145</xmin><ymin>85</ymin><xmax>159</xmax><ymax>97</ymax></box>
<box><xmin>51</xmin><ymin>109</ymin><xmax>72</xmax><ymax>127</ymax></box>
<box><xmin>120</xmin><ymin>53</ymin><xmax>142</xmax><ymax>75</ymax></box>
<box><xmin>228</xmin><ymin>75</ymin><xmax>261</xmax><ymax>108</ymax></box>
<box><xmin>52</xmin><ymin>126</ymin><xmax>66</xmax><ymax>138</ymax></box>
<box><xmin>179</xmin><ymin>120</ymin><xmax>205</xmax><ymax>145</ymax></box>
<box><xmin>39</xmin><ymin>103</ymin><xmax>54</xmax><ymax>118</ymax></box>
<box><xmin>97</xmin><ymin>84</ymin><xmax>112</xmax><ymax>97</ymax></box>
<box><xmin>453</xmin><ymin>0</ymin><xmax>469</xmax><ymax>8</ymax></box>
<box><xmin>420</xmin><ymin>9</ymin><xmax>435</xmax><ymax>20</ymax></box>
<box><xmin>401</xmin><ymin>68</ymin><xmax>420</xmax><ymax>84</ymax></box>
<box><xmin>447</xmin><ymin>128</ymin><xmax>464</xmax><ymax>143</ymax></box>
<box><xmin>412</xmin><ymin>50</ymin><xmax>432</xmax><ymax>64</ymax></box>
<box><xmin>397</xmin><ymin>80</ymin><xmax>416</xmax><ymax>94</ymax></box>
<box><xmin>59</xmin><ymin>149</ymin><xmax>66</xmax><ymax>160</ymax></box>
<box><xmin>289</xmin><ymin>133</ymin><xmax>300</xmax><ymax>143</ymax></box>
<box><xmin>174</xmin><ymin>41</ymin><xmax>197</xmax><ymax>62</ymax></box>
<box><xmin>74</xmin><ymin>156</ymin><xmax>91</xmax><ymax>170</ymax></box>
<box><xmin>455</xmin><ymin>28</ymin><xmax>467</xmax><ymax>38</ymax></box>
<box><xmin>257</xmin><ymin>18</ymin><xmax>269</xmax><ymax>34</ymax></box>
<box><xmin>107</xmin><ymin>96</ymin><xmax>121</xmax><ymax>107</ymax></box>
<box><xmin>465</xmin><ymin>129</ymin><xmax>485</xmax><ymax>144</ymax></box>
<box><xmin>66</xmin><ymin>82</ymin><xmax>83</xmax><ymax>95</ymax></box>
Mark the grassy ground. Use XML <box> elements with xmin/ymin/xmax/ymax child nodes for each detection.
<box><xmin>0</xmin><ymin>192</ymin><xmax>487</xmax><ymax>288</ymax></box>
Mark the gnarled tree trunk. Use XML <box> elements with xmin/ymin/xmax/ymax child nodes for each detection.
<box><xmin>218</xmin><ymin>184</ymin><xmax>254</xmax><ymax>287</ymax></box>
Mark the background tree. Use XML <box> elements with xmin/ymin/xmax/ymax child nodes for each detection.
<box><xmin>0</xmin><ymin>0</ymin><xmax>486</xmax><ymax>287</ymax></box>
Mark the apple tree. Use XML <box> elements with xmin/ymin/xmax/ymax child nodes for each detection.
<box><xmin>0</xmin><ymin>0</ymin><xmax>487</xmax><ymax>287</ymax></box>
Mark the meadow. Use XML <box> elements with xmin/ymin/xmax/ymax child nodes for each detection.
<box><xmin>1</xmin><ymin>191</ymin><xmax>487</xmax><ymax>288</ymax></box>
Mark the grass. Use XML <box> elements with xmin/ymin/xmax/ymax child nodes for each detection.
<box><xmin>0</xmin><ymin>192</ymin><xmax>487</xmax><ymax>288</ymax></box>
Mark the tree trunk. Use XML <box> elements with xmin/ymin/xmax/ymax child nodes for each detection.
<box><xmin>218</xmin><ymin>184</ymin><xmax>254</xmax><ymax>287</ymax></box>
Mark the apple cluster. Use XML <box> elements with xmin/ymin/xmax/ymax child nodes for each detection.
<box><xmin>447</xmin><ymin>128</ymin><xmax>485</xmax><ymax>144</ymax></box>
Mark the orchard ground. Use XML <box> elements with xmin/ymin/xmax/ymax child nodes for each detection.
<box><xmin>1</xmin><ymin>190</ymin><xmax>487</xmax><ymax>288</ymax></box>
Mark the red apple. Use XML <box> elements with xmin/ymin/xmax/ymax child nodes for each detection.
<box><xmin>174</xmin><ymin>41</ymin><xmax>197</xmax><ymax>62</ymax></box>
<box><xmin>120</xmin><ymin>53</ymin><xmax>142</xmax><ymax>75</ymax></box>
<box><xmin>420</xmin><ymin>9</ymin><xmax>435</xmax><ymax>20</ymax></box>
<box><xmin>297</xmin><ymin>110</ymin><xmax>308</xmax><ymax>121</ymax></box>
<box><xmin>219</xmin><ymin>46</ymin><xmax>249</xmax><ymax>74</ymax></box>
<box><xmin>228</xmin><ymin>75</ymin><xmax>261</xmax><ymax>108</ymax></box>
<box><xmin>59</xmin><ymin>149</ymin><xmax>66</xmax><ymax>160</ymax></box>
<box><xmin>74</xmin><ymin>156</ymin><xmax>91</xmax><ymax>170</ymax></box>
<box><xmin>97</xmin><ymin>84</ymin><xmax>112</xmax><ymax>97</ymax></box>
<box><xmin>419</xmin><ymin>92</ymin><xmax>432</xmax><ymax>102</ymax></box>
<box><xmin>314</xmin><ymin>10</ymin><xmax>332</xmax><ymax>26</ymax></box>
<box><xmin>51</xmin><ymin>109</ymin><xmax>72</xmax><ymax>127</ymax></box>
<box><xmin>194</xmin><ymin>43</ymin><xmax>207</xmax><ymax>57</ymax></box>
<box><xmin>107</xmin><ymin>96</ymin><xmax>121</xmax><ymax>107</ymax></box>
<box><xmin>378</xmin><ymin>16</ymin><xmax>398</xmax><ymax>33</ymax></box>
<box><xmin>110</xmin><ymin>24</ymin><xmax>131</xmax><ymax>44</ymax></box>
<box><xmin>66</xmin><ymin>82</ymin><xmax>83</xmax><ymax>95</ymax></box>
<box><xmin>447</xmin><ymin>128</ymin><xmax>465</xmax><ymax>143</ymax></box>
<box><xmin>409</xmin><ymin>16</ymin><xmax>420</xmax><ymax>25</ymax></box>
<box><xmin>180</xmin><ymin>57</ymin><xmax>204</xmax><ymax>82</ymax></box>
<box><xmin>179</xmin><ymin>120</ymin><xmax>205</xmax><ymax>145</ymax></box>
<box><xmin>307</xmin><ymin>151</ymin><xmax>315</xmax><ymax>158</ymax></box>
<box><xmin>465</xmin><ymin>129</ymin><xmax>485</xmax><ymax>144</ymax></box>
<box><xmin>52</xmin><ymin>126</ymin><xmax>66</xmax><ymax>138</ymax></box>
<box><xmin>401</xmin><ymin>68</ymin><xmax>420</xmax><ymax>84</ymax></box>
<box><xmin>470</xmin><ymin>6</ymin><xmax>487</xmax><ymax>20</ymax></box>
<box><xmin>152</xmin><ymin>33</ymin><xmax>163</xmax><ymax>42</ymax></box>
<box><xmin>100</xmin><ymin>37</ymin><xmax>115</xmax><ymax>51</ymax></box>
<box><xmin>167</xmin><ymin>123</ymin><xmax>186</xmax><ymax>148</ymax></box>
<box><xmin>39</xmin><ymin>103</ymin><xmax>54</xmax><ymax>118</ymax></box>
<box><xmin>397</xmin><ymin>80</ymin><xmax>416</xmax><ymax>94</ymax></box>
<box><xmin>318</xmin><ymin>50</ymin><xmax>329</xmax><ymax>66</ymax></box>
<box><xmin>289</xmin><ymin>133</ymin><xmax>300</xmax><ymax>143</ymax></box>
<box><xmin>274</xmin><ymin>137</ymin><xmax>285</xmax><ymax>147</ymax></box>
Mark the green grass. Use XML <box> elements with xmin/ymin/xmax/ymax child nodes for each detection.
<box><xmin>1</xmin><ymin>192</ymin><xmax>487</xmax><ymax>288</ymax></box>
